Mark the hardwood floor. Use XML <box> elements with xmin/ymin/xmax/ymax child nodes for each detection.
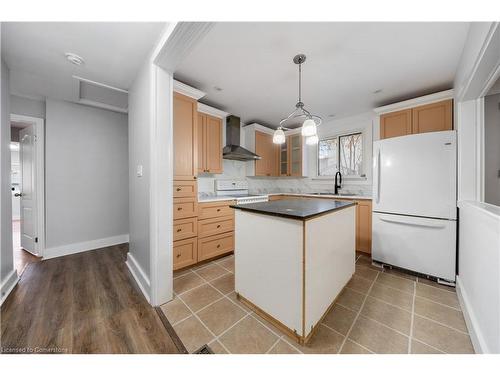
<box><xmin>1</xmin><ymin>244</ymin><xmax>179</xmax><ymax>354</ymax></box>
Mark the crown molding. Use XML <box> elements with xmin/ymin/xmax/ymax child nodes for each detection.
<box><xmin>245</xmin><ymin>122</ymin><xmax>276</xmax><ymax>135</ymax></box>
<box><xmin>373</xmin><ymin>89</ymin><xmax>454</xmax><ymax>114</ymax></box>
<box><xmin>197</xmin><ymin>103</ymin><xmax>229</xmax><ymax>119</ymax></box>
<box><xmin>173</xmin><ymin>80</ymin><xmax>206</xmax><ymax>100</ymax></box>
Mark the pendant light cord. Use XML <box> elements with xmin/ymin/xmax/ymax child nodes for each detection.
<box><xmin>298</xmin><ymin>63</ymin><xmax>302</xmax><ymax>103</ymax></box>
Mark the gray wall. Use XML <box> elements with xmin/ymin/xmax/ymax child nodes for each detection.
<box><xmin>45</xmin><ymin>99</ymin><xmax>129</xmax><ymax>248</ymax></box>
<box><xmin>1</xmin><ymin>59</ymin><xmax>14</xmax><ymax>284</ymax></box>
<box><xmin>484</xmin><ymin>93</ymin><xmax>500</xmax><ymax>206</ymax></box>
<box><xmin>10</xmin><ymin>95</ymin><xmax>45</xmax><ymax>119</ymax></box>
<box><xmin>128</xmin><ymin>61</ymin><xmax>152</xmax><ymax>276</ymax></box>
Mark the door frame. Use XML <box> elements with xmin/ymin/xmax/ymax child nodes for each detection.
<box><xmin>10</xmin><ymin>113</ymin><xmax>45</xmax><ymax>257</ymax></box>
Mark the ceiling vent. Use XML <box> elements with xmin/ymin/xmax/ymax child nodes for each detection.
<box><xmin>74</xmin><ymin>76</ymin><xmax>128</xmax><ymax>113</ymax></box>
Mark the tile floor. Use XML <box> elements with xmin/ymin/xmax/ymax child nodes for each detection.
<box><xmin>160</xmin><ymin>253</ymin><xmax>474</xmax><ymax>354</ymax></box>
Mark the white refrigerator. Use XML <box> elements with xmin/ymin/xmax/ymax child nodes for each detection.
<box><xmin>372</xmin><ymin>130</ymin><xmax>457</xmax><ymax>282</ymax></box>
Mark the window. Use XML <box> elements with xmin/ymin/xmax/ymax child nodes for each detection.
<box><xmin>318</xmin><ymin>132</ymin><xmax>363</xmax><ymax>177</ymax></box>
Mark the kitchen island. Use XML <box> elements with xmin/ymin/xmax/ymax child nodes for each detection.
<box><xmin>231</xmin><ymin>199</ymin><xmax>356</xmax><ymax>344</ymax></box>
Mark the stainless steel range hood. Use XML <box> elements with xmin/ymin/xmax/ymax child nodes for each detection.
<box><xmin>223</xmin><ymin>115</ymin><xmax>261</xmax><ymax>161</ymax></box>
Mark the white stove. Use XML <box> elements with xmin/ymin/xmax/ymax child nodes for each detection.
<box><xmin>215</xmin><ymin>179</ymin><xmax>268</xmax><ymax>205</ymax></box>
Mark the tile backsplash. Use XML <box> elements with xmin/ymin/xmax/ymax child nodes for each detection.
<box><xmin>247</xmin><ymin>177</ymin><xmax>372</xmax><ymax>196</ymax></box>
<box><xmin>197</xmin><ymin>160</ymin><xmax>372</xmax><ymax>197</ymax></box>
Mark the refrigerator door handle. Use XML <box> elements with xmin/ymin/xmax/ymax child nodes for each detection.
<box><xmin>374</xmin><ymin>149</ymin><xmax>381</xmax><ymax>204</ymax></box>
<box><xmin>380</xmin><ymin>217</ymin><xmax>446</xmax><ymax>229</ymax></box>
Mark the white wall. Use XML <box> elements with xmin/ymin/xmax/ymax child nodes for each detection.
<box><xmin>484</xmin><ymin>93</ymin><xmax>500</xmax><ymax>206</ymax></box>
<box><xmin>10</xmin><ymin>94</ymin><xmax>45</xmax><ymax>119</ymax></box>
<box><xmin>1</xmin><ymin>58</ymin><xmax>15</xmax><ymax>293</ymax></box>
<box><xmin>127</xmin><ymin>43</ymin><xmax>175</xmax><ymax>305</ymax></box>
<box><xmin>44</xmin><ymin>99</ymin><xmax>129</xmax><ymax>254</ymax></box>
<box><xmin>454</xmin><ymin>22</ymin><xmax>500</xmax><ymax>354</ymax></box>
<box><xmin>128</xmin><ymin>61</ymin><xmax>153</xmax><ymax>278</ymax></box>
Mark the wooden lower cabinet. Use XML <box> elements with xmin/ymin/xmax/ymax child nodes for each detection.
<box><xmin>173</xmin><ymin>179</ymin><xmax>198</xmax><ymax>271</ymax></box>
<box><xmin>174</xmin><ymin>200</ymin><xmax>235</xmax><ymax>271</ymax></box>
<box><xmin>174</xmin><ymin>180</ymin><xmax>197</xmax><ymax>198</ymax></box>
<box><xmin>355</xmin><ymin>200</ymin><xmax>372</xmax><ymax>254</ymax></box>
<box><xmin>198</xmin><ymin>201</ymin><xmax>234</xmax><ymax>220</ymax></box>
<box><xmin>173</xmin><ymin>198</ymin><xmax>197</xmax><ymax>220</ymax></box>
<box><xmin>268</xmin><ymin>195</ymin><xmax>372</xmax><ymax>253</ymax></box>
<box><xmin>198</xmin><ymin>232</ymin><xmax>234</xmax><ymax>262</ymax></box>
<box><xmin>173</xmin><ymin>217</ymin><xmax>198</xmax><ymax>242</ymax></box>
<box><xmin>198</xmin><ymin>216</ymin><xmax>234</xmax><ymax>238</ymax></box>
<box><xmin>173</xmin><ymin>237</ymin><xmax>198</xmax><ymax>270</ymax></box>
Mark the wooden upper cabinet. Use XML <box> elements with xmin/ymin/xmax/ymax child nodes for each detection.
<box><xmin>173</xmin><ymin>93</ymin><xmax>197</xmax><ymax>179</ymax></box>
<box><xmin>255</xmin><ymin>131</ymin><xmax>277</xmax><ymax>176</ymax></box>
<box><xmin>380</xmin><ymin>99</ymin><xmax>453</xmax><ymax>140</ymax></box>
<box><xmin>205</xmin><ymin>115</ymin><xmax>223</xmax><ymax>174</ymax></box>
<box><xmin>412</xmin><ymin>99</ymin><xmax>453</xmax><ymax>134</ymax></box>
<box><xmin>197</xmin><ymin>113</ymin><xmax>205</xmax><ymax>174</ymax></box>
<box><xmin>197</xmin><ymin>112</ymin><xmax>223</xmax><ymax>174</ymax></box>
<box><xmin>380</xmin><ymin>109</ymin><xmax>412</xmax><ymax>140</ymax></box>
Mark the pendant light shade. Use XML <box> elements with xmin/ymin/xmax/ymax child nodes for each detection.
<box><xmin>272</xmin><ymin>127</ymin><xmax>286</xmax><ymax>144</ymax></box>
<box><xmin>301</xmin><ymin>118</ymin><xmax>317</xmax><ymax>137</ymax></box>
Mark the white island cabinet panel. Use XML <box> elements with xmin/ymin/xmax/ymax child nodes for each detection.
<box><xmin>304</xmin><ymin>207</ymin><xmax>356</xmax><ymax>335</ymax></box>
<box><xmin>234</xmin><ymin>210</ymin><xmax>303</xmax><ymax>333</ymax></box>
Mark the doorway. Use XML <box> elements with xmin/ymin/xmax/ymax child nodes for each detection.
<box><xmin>10</xmin><ymin>114</ymin><xmax>45</xmax><ymax>275</ymax></box>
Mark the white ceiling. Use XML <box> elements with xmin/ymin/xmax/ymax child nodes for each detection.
<box><xmin>1</xmin><ymin>22</ymin><xmax>166</xmax><ymax>102</ymax></box>
<box><xmin>175</xmin><ymin>22</ymin><xmax>470</xmax><ymax>128</ymax></box>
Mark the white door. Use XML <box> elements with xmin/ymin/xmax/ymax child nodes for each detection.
<box><xmin>373</xmin><ymin>131</ymin><xmax>457</xmax><ymax>220</ymax></box>
<box><xmin>19</xmin><ymin>125</ymin><xmax>37</xmax><ymax>254</ymax></box>
<box><xmin>372</xmin><ymin>212</ymin><xmax>456</xmax><ymax>281</ymax></box>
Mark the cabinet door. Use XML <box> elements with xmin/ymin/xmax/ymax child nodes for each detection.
<box><xmin>197</xmin><ymin>113</ymin><xmax>206</xmax><ymax>174</ymax></box>
<box><xmin>279</xmin><ymin>137</ymin><xmax>289</xmax><ymax>176</ymax></box>
<box><xmin>412</xmin><ymin>99</ymin><xmax>453</xmax><ymax>134</ymax></box>
<box><xmin>380</xmin><ymin>109</ymin><xmax>412</xmax><ymax>139</ymax></box>
<box><xmin>205</xmin><ymin>115</ymin><xmax>223</xmax><ymax>174</ymax></box>
<box><xmin>255</xmin><ymin>131</ymin><xmax>276</xmax><ymax>176</ymax></box>
<box><xmin>289</xmin><ymin>134</ymin><xmax>302</xmax><ymax>176</ymax></box>
<box><xmin>356</xmin><ymin>200</ymin><xmax>372</xmax><ymax>254</ymax></box>
<box><xmin>173</xmin><ymin>237</ymin><xmax>197</xmax><ymax>270</ymax></box>
<box><xmin>173</xmin><ymin>93</ymin><xmax>198</xmax><ymax>179</ymax></box>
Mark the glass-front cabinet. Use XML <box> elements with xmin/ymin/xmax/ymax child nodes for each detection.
<box><xmin>279</xmin><ymin>134</ymin><xmax>303</xmax><ymax>177</ymax></box>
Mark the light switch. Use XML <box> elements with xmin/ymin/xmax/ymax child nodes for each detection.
<box><xmin>136</xmin><ymin>165</ymin><xmax>143</xmax><ymax>177</ymax></box>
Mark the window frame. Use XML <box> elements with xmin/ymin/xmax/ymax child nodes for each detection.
<box><xmin>317</xmin><ymin>131</ymin><xmax>365</xmax><ymax>179</ymax></box>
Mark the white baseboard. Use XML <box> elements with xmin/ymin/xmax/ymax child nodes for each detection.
<box><xmin>125</xmin><ymin>252</ymin><xmax>151</xmax><ymax>303</ymax></box>
<box><xmin>1</xmin><ymin>269</ymin><xmax>20</xmax><ymax>306</ymax></box>
<box><xmin>456</xmin><ymin>276</ymin><xmax>487</xmax><ymax>353</ymax></box>
<box><xmin>43</xmin><ymin>234</ymin><xmax>130</xmax><ymax>260</ymax></box>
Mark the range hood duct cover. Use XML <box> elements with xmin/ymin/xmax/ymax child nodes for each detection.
<box><xmin>223</xmin><ymin>115</ymin><xmax>261</xmax><ymax>161</ymax></box>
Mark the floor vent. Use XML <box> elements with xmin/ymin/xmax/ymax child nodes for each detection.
<box><xmin>193</xmin><ymin>344</ymin><xmax>214</xmax><ymax>354</ymax></box>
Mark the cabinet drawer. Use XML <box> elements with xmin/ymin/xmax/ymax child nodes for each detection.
<box><xmin>173</xmin><ymin>237</ymin><xmax>197</xmax><ymax>270</ymax></box>
<box><xmin>174</xmin><ymin>198</ymin><xmax>198</xmax><ymax>219</ymax></box>
<box><xmin>174</xmin><ymin>180</ymin><xmax>197</xmax><ymax>198</ymax></box>
<box><xmin>198</xmin><ymin>232</ymin><xmax>234</xmax><ymax>262</ymax></box>
<box><xmin>173</xmin><ymin>217</ymin><xmax>198</xmax><ymax>241</ymax></box>
<box><xmin>198</xmin><ymin>216</ymin><xmax>234</xmax><ymax>238</ymax></box>
<box><xmin>198</xmin><ymin>201</ymin><xmax>234</xmax><ymax>220</ymax></box>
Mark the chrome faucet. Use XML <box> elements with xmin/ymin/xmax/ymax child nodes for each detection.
<box><xmin>334</xmin><ymin>171</ymin><xmax>342</xmax><ymax>195</ymax></box>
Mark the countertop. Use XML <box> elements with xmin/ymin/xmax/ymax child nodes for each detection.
<box><xmin>231</xmin><ymin>199</ymin><xmax>356</xmax><ymax>220</ymax></box>
<box><xmin>268</xmin><ymin>193</ymin><xmax>372</xmax><ymax>200</ymax></box>
<box><xmin>197</xmin><ymin>193</ymin><xmax>372</xmax><ymax>203</ymax></box>
<box><xmin>197</xmin><ymin>196</ymin><xmax>239</xmax><ymax>203</ymax></box>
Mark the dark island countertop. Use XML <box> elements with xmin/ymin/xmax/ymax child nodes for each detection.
<box><xmin>231</xmin><ymin>198</ymin><xmax>357</xmax><ymax>220</ymax></box>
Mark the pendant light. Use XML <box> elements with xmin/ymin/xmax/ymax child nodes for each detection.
<box><xmin>273</xmin><ymin>127</ymin><xmax>286</xmax><ymax>144</ymax></box>
<box><xmin>273</xmin><ymin>54</ymin><xmax>322</xmax><ymax>145</ymax></box>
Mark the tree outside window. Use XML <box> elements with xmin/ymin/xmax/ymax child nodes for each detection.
<box><xmin>318</xmin><ymin>133</ymin><xmax>363</xmax><ymax>177</ymax></box>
